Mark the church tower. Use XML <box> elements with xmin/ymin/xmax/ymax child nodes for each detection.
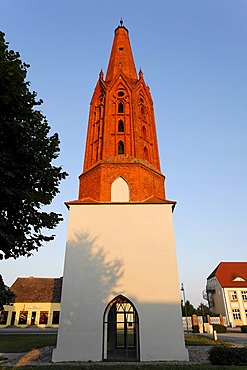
<box><xmin>53</xmin><ymin>22</ymin><xmax>188</xmax><ymax>363</ymax></box>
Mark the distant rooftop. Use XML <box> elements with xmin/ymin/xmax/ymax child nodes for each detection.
<box><xmin>207</xmin><ymin>262</ymin><xmax>247</xmax><ymax>288</ymax></box>
<box><xmin>11</xmin><ymin>277</ymin><xmax>62</xmax><ymax>303</ymax></box>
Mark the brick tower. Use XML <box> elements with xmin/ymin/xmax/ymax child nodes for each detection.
<box><xmin>53</xmin><ymin>22</ymin><xmax>188</xmax><ymax>363</ymax></box>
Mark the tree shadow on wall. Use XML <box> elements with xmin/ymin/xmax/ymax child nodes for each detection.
<box><xmin>58</xmin><ymin>231</ymin><xmax>124</xmax><ymax>331</ymax></box>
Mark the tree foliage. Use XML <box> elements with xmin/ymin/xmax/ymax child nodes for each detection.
<box><xmin>0</xmin><ymin>32</ymin><xmax>67</xmax><ymax>259</ymax></box>
<box><xmin>0</xmin><ymin>275</ymin><xmax>15</xmax><ymax>310</ymax></box>
<box><xmin>181</xmin><ymin>300</ymin><xmax>210</xmax><ymax>316</ymax></box>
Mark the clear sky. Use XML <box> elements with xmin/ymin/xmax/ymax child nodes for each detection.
<box><xmin>1</xmin><ymin>0</ymin><xmax>247</xmax><ymax>308</ymax></box>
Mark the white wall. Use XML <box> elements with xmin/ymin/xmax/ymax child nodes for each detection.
<box><xmin>53</xmin><ymin>203</ymin><xmax>188</xmax><ymax>362</ymax></box>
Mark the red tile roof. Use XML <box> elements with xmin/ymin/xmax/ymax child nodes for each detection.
<box><xmin>11</xmin><ymin>277</ymin><xmax>62</xmax><ymax>303</ymax></box>
<box><xmin>208</xmin><ymin>262</ymin><xmax>247</xmax><ymax>288</ymax></box>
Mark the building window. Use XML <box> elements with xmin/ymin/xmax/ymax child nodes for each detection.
<box><xmin>18</xmin><ymin>311</ymin><xmax>28</xmax><ymax>325</ymax></box>
<box><xmin>229</xmin><ymin>291</ymin><xmax>237</xmax><ymax>301</ymax></box>
<box><xmin>118</xmin><ymin>141</ymin><xmax>124</xmax><ymax>154</ymax></box>
<box><xmin>118</xmin><ymin>102</ymin><xmax>124</xmax><ymax>113</ymax></box>
<box><xmin>144</xmin><ymin>146</ymin><xmax>148</xmax><ymax>161</ymax></box>
<box><xmin>103</xmin><ymin>295</ymin><xmax>140</xmax><ymax>361</ymax></box>
<box><xmin>118</xmin><ymin>120</ymin><xmax>124</xmax><ymax>132</ymax></box>
<box><xmin>118</xmin><ymin>91</ymin><xmax>125</xmax><ymax>97</ymax></box>
<box><xmin>52</xmin><ymin>311</ymin><xmax>60</xmax><ymax>325</ymax></box>
<box><xmin>245</xmin><ymin>309</ymin><xmax>247</xmax><ymax>319</ymax></box>
<box><xmin>232</xmin><ymin>309</ymin><xmax>241</xmax><ymax>320</ymax></box>
<box><xmin>242</xmin><ymin>291</ymin><xmax>247</xmax><ymax>301</ymax></box>
<box><xmin>142</xmin><ymin>126</ymin><xmax>146</xmax><ymax>138</ymax></box>
<box><xmin>96</xmin><ymin>145</ymin><xmax>99</xmax><ymax>161</ymax></box>
<box><xmin>39</xmin><ymin>311</ymin><xmax>49</xmax><ymax>325</ymax></box>
<box><xmin>0</xmin><ymin>311</ymin><xmax>8</xmax><ymax>325</ymax></box>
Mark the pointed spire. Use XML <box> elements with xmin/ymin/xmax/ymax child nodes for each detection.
<box><xmin>105</xmin><ymin>23</ymin><xmax>137</xmax><ymax>82</ymax></box>
<box><xmin>138</xmin><ymin>68</ymin><xmax>143</xmax><ymax>79</ymax></box>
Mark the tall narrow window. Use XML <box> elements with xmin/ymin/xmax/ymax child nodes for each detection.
<box><xmin>118</xmin><ymin>141</ymin><xmax>124</xmax><ymax>154</ymax></box>
<box><xmin>39</xmin><ymin>311</ymin><xmax>48</xmax><ymax>325</ymax></box>
<box><xmin>118</xmin><ymin>120</ymin><xmax>124</xmax><ymax>132</ymax></box>
<box><xmin>118</xmin><ymin>102</ymin><xmax>124</xmax><ymax>113</ymax></box>
<box><xmin>18</xmin><ymin>311</ymin><xmax>28</xmax><ymax>325</ymax></box>
<box><xmin>232</xmin><ymin>309</ymin><xmax>241</xmax><ymax>320</ymax></box>
<box><xmin>142</xmin><ymin>125</ymin><xmax>146</xmax><ymax>138</ymax></box>
<box><xmin>52</xmin><ymin>311</ymin><xmax>60</xmax><ymax>325</ymax></box>
<box><xmin>96</xmin><ymin>146</ymin><xmax>99</xmax><ymax>161</ymax></box>
<box><xmin>144</xmin><ymin>146</ymin><xmax>148</xmax><ymax>161</ymax></box>
<box><xmin>0</xmin><ymin>311</ymin><xmax>8</xmax><ymax>325</ymax></box>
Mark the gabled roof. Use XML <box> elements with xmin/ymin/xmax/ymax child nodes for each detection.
<box><xmin>207</xmin><ymin>262</ymin><xmax>247</xmax><ymax>288</ymax></box>
<box><xmin>11</xmin><ymin>277</ymin><xmax>62</xmax><ymax>303</ymax></box>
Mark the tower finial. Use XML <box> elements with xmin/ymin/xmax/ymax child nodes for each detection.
<box><xmin>120</xmin><ymin>18</ymin><xmax>123</xmax><ymax>27</ymax></box>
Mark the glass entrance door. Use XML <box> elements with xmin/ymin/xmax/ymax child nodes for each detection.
<box><xmin>103</xmin><ymin>295</ymin><xmax>140</xmax><ymax>361</ymax></box>
<box><xmin>31</xmin><ymin>311</ymin><xmax>36</xmax><ymax>325</ymax></box>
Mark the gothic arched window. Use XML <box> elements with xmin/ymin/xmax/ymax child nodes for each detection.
<box><xmin>118</xmin><ymin>120</ymin><xmax>124</xmax><ymax>132</ymax></box>
<box><xmin>96</xmin><ymin>145</ymin><xmax>99</xmax><ymax>161</ymax></box>
<box><xmin>142</xmin><ymin>125</ymin><xmax>146</xmax><ymax>138</ymax></box>
<box><xmin>118</xmin><ymin>140</ymin><xmax>124</xmax><ymax>154</ymax></box>
<box><xmin>103</xmin><ymin>295</ymin><xmax>140</xmax><ymax>361</ymax></box>
<box><xmin>118</xmin><ymin>102</ymin><xmax>124</xmax><ymax>113</ymax></box>
<box><xmin>144</xmin><ymin>146</ymin><xmax>148</xmax><ymax>161</ymax></box>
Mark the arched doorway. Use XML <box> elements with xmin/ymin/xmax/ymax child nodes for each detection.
<box><xmin>103</xmin><ymin>295</ymin><xmax>140</xmax><ymax>361</ymax></box>
<box><xmin>111</xmin><ymin>177</ymin><xmax>130</xmax><ymax>202</ymax></box>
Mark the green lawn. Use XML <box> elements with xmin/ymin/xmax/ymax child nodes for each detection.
<box><xmin>0</xmin><ymin>333</ymin><xmax>220</xmax><ymax>353</ymax></box>
<box><xmin>185</xmin><ymin>333</ymin><xmax>227</xmax><ymax>346</ymax></box>
<box><xmin>0</xmin><ymin>365</ymin><xmax>244</xmax><ymax>370</ymax></box>
<box><xmin>0</xmin><ymin>334</ymin><xmax>240</xmax><ymax>370</ymax></box>
<box><xmin>0</xmin><ymin>334</ymin><xmax>57</xmax><ymax>353</ymax></box>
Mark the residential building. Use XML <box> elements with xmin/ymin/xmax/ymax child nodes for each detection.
<box><xmin>206</xmin><ymin>262</ymin><xmax>247</xmax><ymax>327</ymax></box>
<box><xmin>0</xmin><ymin>276</ymin><xmax>62</xmax><ymax>327</ymax></box>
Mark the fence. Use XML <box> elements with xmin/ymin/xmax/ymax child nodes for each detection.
<box><xmin>182</xmin><ymin>315</ymin><xmax>226</xmax><ymax>331</ymax></box>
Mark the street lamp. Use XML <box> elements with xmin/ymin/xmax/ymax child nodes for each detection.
<box><xmin>181</xmin><ymin>283</ymin><xmax>189</xmax><ymax>332</ymax></box>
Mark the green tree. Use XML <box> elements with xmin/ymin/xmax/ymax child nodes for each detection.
<box><xmin>196</xmin><ymin>303</ymin><xmax>210</xmax><ymax>316</ymax></box>
<box><xmin>0</xmin><ymin>32</ymin><xmax>67</xmax><ymax>259</ymax></box>
<box><xmin>181</xmin><ymin>300</ymin><xmax>198</xmax><ymax>316</ymax></box>
<box><xmin>0</xmin><ymin>275</ymin><xmax>15</xmax><ymax>310</ymax></box>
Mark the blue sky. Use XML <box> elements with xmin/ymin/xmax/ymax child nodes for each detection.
<box><xmin>1</xmin><ymin>0</ymin><xmax>247</xmax><ymax>307</ymax></box>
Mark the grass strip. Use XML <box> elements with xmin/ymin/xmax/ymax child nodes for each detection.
<box><xmin>0</xmin><ymin>364</ymin><xmax>244</xmax><ymax>370</ymax></box>
<box><xmin>185</xmin><ymin>333</ymin><xmax>227</xmax><ymax>346</ymax></box>
<box><xmin>0</xmin><ymin>334</ymin><xmax>57</xmax><ymax>353</ymax></box>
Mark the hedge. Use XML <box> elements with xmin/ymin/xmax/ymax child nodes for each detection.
<box><xmin>209</xmin><ymin>346</ymin><xmax>247</xmax><ymax>366</ymax></box>
<box><xmin>241</xmin><ymin>325</ymin><xmax>247</xmax><ymax>333</ymax></box>
<box><xmin>212</xmin><ymin>324</ymin><xmax>227</xmax><ymax>333</ymax></box>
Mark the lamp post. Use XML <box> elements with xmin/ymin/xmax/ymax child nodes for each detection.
<box><xmin>181</xmin><ymin>283</ymin><xmax>189</xmax><ymax>332</ymax></box>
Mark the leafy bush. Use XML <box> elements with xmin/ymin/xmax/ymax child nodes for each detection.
<box><xmin>192</xmin><ymin>325</ymin><xmax>199</xmax><ymax>333</ymax></box>
<box><xmin>241</xmin><ymin>325</ymin><xmax>247</xmax><ymax>333</ymax></box>
<box><xmin>209</xmin><ymin>346</ymin><xmax>247</xmax><ymax>365</ymax></box>
<box><xmin>212</xmin><ymin>323</ymin><xmax>227</xmax><ymax>333</ymax></box>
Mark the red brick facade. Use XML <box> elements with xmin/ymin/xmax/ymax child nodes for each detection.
<box><xmin>77</xmin><ymin>24</ymin><xmax>171</xmax><ymax>204</ymax></box>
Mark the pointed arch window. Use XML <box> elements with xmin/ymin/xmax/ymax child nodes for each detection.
<box><xmin>118</xmin><ymin>140</ymin><xmax>124</xmax><ymax>154</ymax></box>
<box><xmin>96</xmin><ymin>145</ymin><xmax>99</xmax><ymax>161</ymax></box>
<box><xmin>144</xmin><ymin>146</ymin><xmax>148</xmax><ymax>161</ymax></box>
<box><xmin>118</xmin><ymin>120</ymin><xmax>124</xmax><ymax>132</ymax></box>
<box><xmin>118</xmin><ymin>102</ymin><xmax>124</xmax><ymax>113</ymax></box>
<box><xmin>142</xmin><ymin>125</ymin><xmax>146</xmax><ymax>139</ymax></box>
<box><xmin>103</xmin><ymin>295</ymin><xmax>140</xmax><ymax>361</ymax></box>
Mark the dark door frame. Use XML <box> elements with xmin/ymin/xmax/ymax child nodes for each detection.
<box><xmin>102</xmin><ymin>294</ymin><xmax>140</xmax><ymax>362</ymax></box>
